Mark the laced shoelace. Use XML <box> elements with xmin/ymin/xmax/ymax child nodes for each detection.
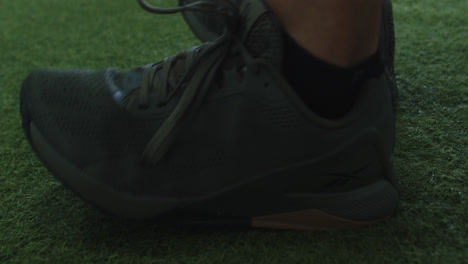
<box><xmin>136</xmin><ymin>0</ymin><xmax>253</xmax><ymax>165</ymax></box>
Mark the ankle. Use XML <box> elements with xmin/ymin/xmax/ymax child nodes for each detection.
<box><xmin>266</xmin><ymin>0</ymin><xmax>382</xmax><ymax>67</ymax></box>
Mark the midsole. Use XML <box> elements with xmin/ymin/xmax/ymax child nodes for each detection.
<box><xmin>30</xmin><ymin>122</ymin><xmax>398</xmax><ymax>221</ymax></box>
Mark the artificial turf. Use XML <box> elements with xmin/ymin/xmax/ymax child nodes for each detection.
<box><xmin>0</xmin><ymin>0</ymin><xmax>467</xmax><ymax>263</ymax></box>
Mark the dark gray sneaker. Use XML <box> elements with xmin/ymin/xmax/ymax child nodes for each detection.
<box><xmin>180</xmin><ymin>0</ymin><xmax>399</xmax><ymax>104</ymax></box>
<box><xmin>20</xmin><ymin>0</ymin><xmax>400</xmax><ymax>230</ymax></box>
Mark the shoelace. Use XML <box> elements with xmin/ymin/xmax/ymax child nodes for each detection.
<box><xmin>136</xmin><ymin>0</ymin><xmax>252</xmax><ymax>165</ymax></box>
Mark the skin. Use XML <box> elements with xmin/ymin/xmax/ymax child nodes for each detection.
<box><xmin>265</xmin><ymin>0</ymin><xmax>383</xmax><ymax>68</ymax></box>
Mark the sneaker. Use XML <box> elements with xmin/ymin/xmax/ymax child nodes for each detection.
<box><xmin>180</xmin><ymin>0</ymin><xmax>399</xmax><ymax>104</ymax></box>
<box><xmin>20</xmin><ymin>0</ymin><xmax>400</xmax><ymax>230</ymax></box>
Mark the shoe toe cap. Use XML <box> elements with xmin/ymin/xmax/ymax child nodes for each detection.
<box><xmin>21</xmin><ymin>68</ymin><xmax>118</xmax><ymax>164</ymax></box>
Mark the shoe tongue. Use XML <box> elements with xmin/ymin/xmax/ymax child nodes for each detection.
<box><xmin>237</xmin><ymin>0</ymin><xmax>283</xmax><ymax>69</ymax></box>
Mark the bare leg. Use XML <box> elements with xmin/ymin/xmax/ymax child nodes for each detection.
<box><xmin>266</xmin><ymin>0</ymin><xmax>382</xmax><ymax>67</ymax></box>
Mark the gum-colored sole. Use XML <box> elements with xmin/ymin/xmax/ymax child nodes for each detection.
<box><xmin>252</xmin><ymin>209</ymin><xmax>386</xmax><ymax>230</ymax></box>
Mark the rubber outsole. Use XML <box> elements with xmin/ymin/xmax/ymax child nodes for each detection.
<box><xmin>20</xmin><ymin>83</ymin><xmax>398</xmax><ymax>230</ymax></box>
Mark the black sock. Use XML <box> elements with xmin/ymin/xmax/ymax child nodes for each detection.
<box><xmin>283</xmin><ymin>33</ymin><xmax>385</xmax><ymax>119</ymax></box>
